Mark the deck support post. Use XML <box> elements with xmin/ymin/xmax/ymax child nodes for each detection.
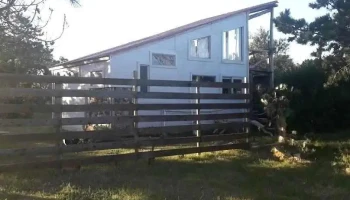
<box><xmin>269</xmin><ymin>7</ymin><xmax>275</xmax><ymax>89</ymax></box>
<box><xmin>132</xmin><ymin>71</ymin><xmax>140</xmax><ymax>159</ymax></box>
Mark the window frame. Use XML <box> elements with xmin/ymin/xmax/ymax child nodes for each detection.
<box><xmin>188</xmin><ymin>35</ymin><xmax>212</xmax><ymax>62</ymax></box>
<box><xmin>221</xmin><ymin>76</ymin><xmax>244</xmax><ymax>94</ymax></box>
<box><xmin>222</xmin><ymin>27</ymin><xmax>244</xmax><ymax>64</ymax></box>
<box><xmin>150</xmin><ymin>51</ymin><xmax>177</xmax><ymax>68</ymax></box>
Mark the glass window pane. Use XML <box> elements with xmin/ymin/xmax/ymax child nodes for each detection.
<box><xmin>90</xmin><ymin>71</ymin><xmax>103</xmax><ymax>86</ymax></box>
<box><xmin>192</xmin><ymin>75</ymin><xmax>215</xmax><ymax>82</ymax></box>
<box><xmin>222</xmin><ymin>78</ymin><xmax>232</xmax><ymax>94</ymax></box>
<box><xmin>152</xmin><ymin>53</ymin><xmax>176</xmax><ymax>66</ymax></box>
<box><xmin>190</xmin><ymin>36</ymin><xmax>210</xmax><ymax>59</ymax></box>
<box><xmin>233</xmin><ymin>79</ymin><xmax>243</xmax><ymax>94</ymax></box>
<box><xmin>222</xmin><ymin>78</ymin><xmax>231</xmax><ymax>83</ymax></box>
<box><xmin>223</xmin><ymin>28</ymin><xmax>242</xmax><ymax>61</ymax></box>
<box><xmin>233</xmin><ymin>79</ymin><xmax>242</xmax><ymax>83</ymax></box>
<box><xmin>90</xmin><ymin>71</ymin><xmax>103</xmax><ymax>78</ymax></box>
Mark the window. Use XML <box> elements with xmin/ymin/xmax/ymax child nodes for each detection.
<box><xmin>190</xmin><ymin>36</ymin><xmax>211</xmax><ymax>59</ymax></box>
<box><xmin>90</xmin><ymin>71</ymin><xmax>103</xmax><ymax>78</ymax></box>
<box><xmin>140</xmin><ymin>65</ymin><xmax>149</xmax><ymax>92</ymax></box>
<box><xmin>192</xmin><ymin>75</ymin><xmax>215</xmax><ymax>83</ymax></box>
<box><xmin>222</xmin><ymin>78</ymin><xmax>232</xmax><ymax>94</ymax></box>
<box><xmin>222</xmin><ymin>77</ymin><xmax>243</xmax><ymax>94</ymax></box>
<box><xmin>152</xmin><ymin>53</ymin><xmax>176</xmax><ymax>66</ymax></box>
<box><xmin>68</xmin><ymin>72</ymin><xmax>78</xmax><ymax>77</ymax></box>
<box><xmin>223</xmin><ymin>27</ymin><xmax>243</xmax><ymax>61</ymax></box>
<box><xmin>89</xmin><ymin>71</ymin><xmax>103</xmax><ymax>86</ymax></box>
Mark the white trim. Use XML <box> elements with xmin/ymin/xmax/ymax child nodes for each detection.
<box><xmin>244</xmin><ymin>12</ymin><xmax>250</xmax><ymax>118</ymax></box>
<box><xmin>245</xmin><ymin>11</ymin><xmax>250</xmax><ymax>85</ymax></box>
<box><xmin>188</xmin><ymin>57</ymin><xmax>213</xmax><ymax>62</ymax></box>
<box><xmin>187</xmin><ymin>35</ymin><xmax>212</xmax><ymax>62</ymax></box>
<box><xmin>149</xmin><ymin>51</ymin><xmax>177</xmax><ymax>68</ymax></box>
<box><xmin>221</xmin><ymin>59</ymin><xmax>245</xmax><ymax>65</ymax></box>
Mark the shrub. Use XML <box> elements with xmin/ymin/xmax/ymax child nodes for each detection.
<box><xmin>276</xmin><ymin>60</ymin><xmax>350</xmax><ymax>134</ymax></box>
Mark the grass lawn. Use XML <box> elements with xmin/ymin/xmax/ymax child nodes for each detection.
<box><xmin>0</xmin><ymin>134</ymin><xmax>350</xmax><ymax>200</ymax></box>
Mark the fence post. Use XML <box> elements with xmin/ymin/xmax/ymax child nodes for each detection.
<box><xmin>132</xmin><ymin>71</ymin><xmax>140</xmax><ymax>158</ymax></box>
<box><xmin>53</xmin><ymin>79</ymin><xmax>63</xmax><ymax>167</ymax></box>
<box><xmin>195</xmin><ymin>85</ymin><xmax>201</xmax><ymax>155</ymax></box>
<box><xmin>246</xmin><ymin>76</ymin><xmax>252</xmax><ymax>144</ymax></box>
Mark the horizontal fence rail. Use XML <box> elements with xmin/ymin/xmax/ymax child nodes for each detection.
<box><xmin>0</xmin><ymin>122</ymin><xmax>250</xmax><ymax>143</ymax></box>
<box><xmin>0</xmin><ymin>73</ymin><xmax>252</xmax><ymax>171</ymax></box>
<box><xmin>0</xmin><ymin>73</ymin><xmax>248</xmax><ymax>88</ymax></box>
<box><xmin>0</xmin><ymin>103</ymin><xmax>249</xmax><ymax>113</ymax></box>
<box><xmin>0</xmin><ymin>114</ymin><xmax>248</xmax><ymax>127</ymax></box>
<box><xmin>0</xmin><ymin>88</ymin><xmax>249</xmax><ymax>99</ymax></box>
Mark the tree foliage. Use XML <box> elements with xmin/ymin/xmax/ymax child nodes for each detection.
<box><xmin>0</xmin><ymin>0</ymin><xmax>77</xmax><ymax>119</ymax></box>
<box><xmin>274</xmin><ymin>0</ymin><xmax>350</xmax><ymax>84</ymax></box>
<box><xmin>270</xmin><ymin>0</ymin><xmax>350</xmax><ymax>134</ymax></box>
<box><xmin>0</xmin><ymin>0</ymin><xmax>78</xmax><ymax>75</ymax></box>
<box><xmin>276</xmin><ymin>59</ymin><xmax>350</xmax><ymax>133</ymax></box>
<box><xmin>249</xmin><ymin>27</ymin><xmax>296</xmax><ymax>73</ymax></box>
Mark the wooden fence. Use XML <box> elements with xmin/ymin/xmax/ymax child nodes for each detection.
<box><xmin>0</xmin><ymin>73</ymin><xmax>251</xmax><ymax>172</ymax></box>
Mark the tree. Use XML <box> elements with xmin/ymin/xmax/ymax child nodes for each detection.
<box><xmin>249</xmin><ymin>27</ymin><xmax>296</xmax><ymax>74</ymax></box>
<box><xmin>0</xmin><ymin>0</ymin><xmax>79</xmax><ymax>38</ymax></box>
<box><xmin>276</xmin><ymin>59</ymin><xmax>350</xmax><ymax>133</ymax></box>
<box><xmin>0</xmin><ymin>16</ymin><xmax>54</xmax><ymax>75</ymax></box>
<box><xmin>274</xmin><ymin>0</ymin><xmax>350</xmax><ymax>85</ymax></box>
<box><xmin>0</xmin><ymin>0</ymin><xmax>79</xmax><ymax>119</ymax></box>
<box><xmin>0</xmin><ymin>0</ymin><xmax>79</xmax><ymax>75</ymax></box>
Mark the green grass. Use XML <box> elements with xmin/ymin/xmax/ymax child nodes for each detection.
<box><xmin>0</xmin><ymin>143</ymin><xmax>350</xmax><ymax>200</ymax></box>
<box><xmin>0</xmin><ymin>125</ymin><xmax>350</xmax><ymax>199</ymax></box>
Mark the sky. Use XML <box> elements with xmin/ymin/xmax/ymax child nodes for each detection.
<box><xmin>43</xmin><ymin>0</ymin><xmax>326</xmax><ymax>64</ymax></box>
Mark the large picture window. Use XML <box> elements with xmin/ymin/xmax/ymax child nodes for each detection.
<box><xmin>223</xmin><ymin>27</ymin><xmax>243</xmax><ymax>61</ymax></box>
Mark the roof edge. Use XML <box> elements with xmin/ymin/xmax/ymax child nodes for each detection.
<box><xmin>57</xmin><ymin>1</ymin><xmax>278</xmax><ymax>67</ymax></box>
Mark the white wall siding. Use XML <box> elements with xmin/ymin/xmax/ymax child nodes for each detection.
<box><xmin>110</xmin><ymin>12</ymin><xmax>248</xmax><ymax>81</ymax></box>
<box><xmin>51</xmin><ymin>12</ymin><xmax>249</xmax><ymax>130</ymax></box>
<box><xmin>50</xmin><ymin>61</ymin><xmax>110</xmax><ymax>131</ymax></box>
<box><xmin>109</xmin><ymin>12</ymin><xmax>248</xmax><ymax>128</ymax></box>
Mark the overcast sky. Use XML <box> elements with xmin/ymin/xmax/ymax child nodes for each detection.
<box><xmin>44</xmin><ymin>0</ymin><xmax>325</xmax><ymax>64</ymax></box>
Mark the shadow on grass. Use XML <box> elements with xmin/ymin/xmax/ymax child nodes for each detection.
<box><xmin>0</xmin><ymin>192</ymin><xmax>56</xmax><ymax>200</ymax></box>
<box><xmin>1</xmin><ymin>149</ymin><xmax>350</xmax><ymax>200</ymax></box>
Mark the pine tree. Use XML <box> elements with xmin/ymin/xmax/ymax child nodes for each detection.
<box><xmin>274</xmin><ymin>0</ymin><xmax>350</xmax><ymax>84</ymax></box>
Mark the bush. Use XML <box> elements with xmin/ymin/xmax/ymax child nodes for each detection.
<box><xmin>276</xmin><ymin>60</ymin><xmax>350</xmax><ymax>134</ymax></box>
